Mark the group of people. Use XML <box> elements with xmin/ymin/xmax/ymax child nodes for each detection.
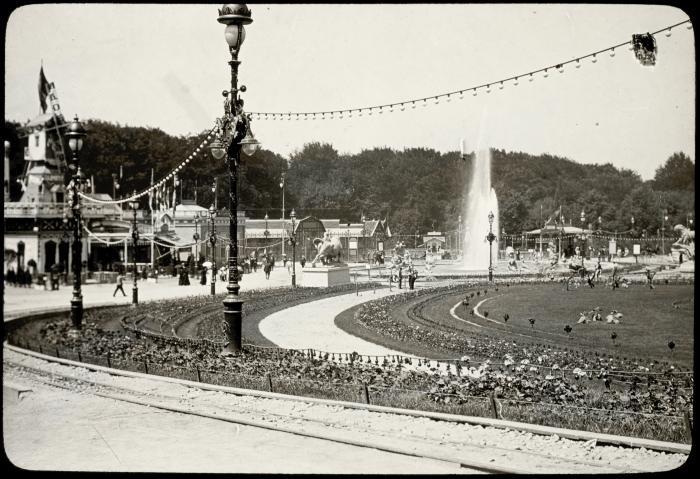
<box><xmin>4</xmin><ymin>268</ymin><xmax>34</xmax><ymax>287</ymax></box>
<box><xmin>393</xmin><ymin>265</ymin><xmax>419</xmax><ymax>290</ymax></box>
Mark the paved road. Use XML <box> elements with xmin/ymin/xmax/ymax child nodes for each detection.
<box><xmin>3</xmin><ymin>267</ymin><xmax>299</xmax><ymax>321</ymax></box>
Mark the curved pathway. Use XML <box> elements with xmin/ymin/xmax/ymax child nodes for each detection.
<box><xmin>259</xmin><ymin>288</ymin><xmax>412</xmax><ymax>356</ymax></box>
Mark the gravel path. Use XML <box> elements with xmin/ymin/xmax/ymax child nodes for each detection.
<box><xmin>259</xmin><ymin>287</ymin><xmax>417</xmax><ymax>355</ymax></box>
<box><xmin>4</xmin><ymin>348</ymin><xmax>687</xmax><ymax>473</ymax></box>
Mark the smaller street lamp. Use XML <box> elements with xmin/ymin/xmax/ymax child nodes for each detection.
<box><xmin>485</xmin><ymin>211</ymin><xmax>497</xmax><ymax>282</ymax></box>
<box><xmin>289</xmin><ymin>209</ymin><xmax>297</xmax><ymax>287</ymax></box>
<box><xmin>209</xmin><ymin>204</ymin><xmax>217</xmax><ymax>296</ymax></box>
<box><xmin>263</xmin><ymin>212</ymin><xmax>270</xmax><ymax>248</ymax></box>
<box><xmin>280</xmin><ymin>173</ymin><xmax>285</xmax><ymax>257</ymax></box>
<box><xmin>129</xmin><ymin>195</ymin><xmax>140</xmax><ymax>305</ymax></box>
<box><xmin>458</xmin><ymin>215</ymin><xmax>462</xmax><ymax>258</ymax></box>
<box><xmin>65</xmin><ymin>116</ymin><xmax>87</xmax><ymax>333</ymax></box>
<box><xmin>193</xmin><ymin>213</ymin><xmax>201</xmax><ymax>275</ymax></box>
<box><xmin>661</xmin><ymin>210</ymin><xmax>668</xmax><ymax>254</ymax></box>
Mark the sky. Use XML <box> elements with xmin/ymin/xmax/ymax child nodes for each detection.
<box><xmin>4</xmin><ymin>4</ymin><xmax>694</xmax><ymax>180</ymax></box>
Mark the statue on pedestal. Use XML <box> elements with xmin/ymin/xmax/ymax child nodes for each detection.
<box><xmin>311</xmin><ymin>232</ymin><xmax>344</xmax><ymax>267</ymax></box>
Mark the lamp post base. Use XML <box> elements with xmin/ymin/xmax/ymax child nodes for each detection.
<box><xmin>211</xmin><ymin>281</ymin><xmax>216</xmax><ymax>296</ymax></box>
<box><xmin>291</xmin><ymin>273</ymin><xmax>296</xmax><ymax>287</ymax></box>
<box><xmin>221</xmin><ymin>296</ymin><xmax>242</xmax><ymax>355</ymax></box>
<box><xmin>70</xmin><ymin>296</ymin><xmax>83</xmax><ymax>332</ymax></box>
<box><xmin>132</xmin><ymin>287</ymin><xmax>138</xmax><ymax>305</ymax></box>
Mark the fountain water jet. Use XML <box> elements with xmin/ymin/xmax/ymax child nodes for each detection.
<box><xmin>462</xmin><ymin>148</ymin><xmax>499</xmax><ymax>270</ymax></box>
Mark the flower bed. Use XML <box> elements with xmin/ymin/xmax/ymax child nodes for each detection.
<box><xmin>353</xmin><ymin>280</ymin><xmax>693</xmax><ymax>419</ymax></box>
<box><xmin>7</xmin><ymin>277</ymin><xmax>693</xmax><ymax>443</ymax></box>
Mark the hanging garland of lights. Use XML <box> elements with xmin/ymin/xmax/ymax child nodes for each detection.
<box><xmin>246</xmin><ymin>19</ymin><xmax>691</xmax><ymax>121</ymax></box>
<box><xmin>78</xmin><ymin>125</ymin><xmax>218</xmax><ymax>205</ymax></box>
<box><xmin>75</xmin><ymin>18</ymin><xmax>690</xmax><ymax>208</ymax></box>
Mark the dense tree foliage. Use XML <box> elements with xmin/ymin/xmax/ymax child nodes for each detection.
<box><xmin>652</xmin><ymin>152</ymin><xmax>695</xmax><ymax>191</ymax></box>
<box><xmin>4</xmin><ymin>119</ymin><xmax>694</xmax><ymax>235</ymax></box>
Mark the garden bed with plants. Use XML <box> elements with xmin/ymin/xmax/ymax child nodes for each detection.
<box><xmin>6</xmin><ymin>278</ymin><xmax>693</xmax><ymax>444</ymax></box>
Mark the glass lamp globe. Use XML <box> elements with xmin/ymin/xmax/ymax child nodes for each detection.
<box><xmin>240</xmin><ymin>131</ymin><xmax>261</xmax><ymax>156</ymax></box>
<box><xmin>66</xmin><ymin>116</ymin><xmax>87</xmax><ymax>153</ymax></box>
<box><xmin>209</xmin><ymin>141</ymin><xmax>226</xmax><ymax>160</ymax></box>
<box><xmin>225</xmin><ymin>24</ymin><xmax>246</xmax><ymax>49</ymax></box>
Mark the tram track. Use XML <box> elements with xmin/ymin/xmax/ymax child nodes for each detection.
<box><xmin>4</xmin><ymin>344</ymin><xmax>688</xmax><ymax>473</ymax></box>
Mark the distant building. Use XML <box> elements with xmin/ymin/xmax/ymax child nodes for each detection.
<box><xmin>4</xmin><ymin>82</ymin><xmax>125</xmax><ymax>277</ymax></box>
<box><xmin>201</xmin><ymin>215</ymin><xmax>391</xmax><ymax>263</ymax></box>
<box><xmin>420</xmin><ymin>231</ymin><xmax>446</xmax><ymax>255</ymax></box>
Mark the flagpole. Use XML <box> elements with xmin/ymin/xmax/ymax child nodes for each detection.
<box><xmin>150</xmin><ymin>168</ymin><xmax>155</xmax><ymax>269</ymax></box>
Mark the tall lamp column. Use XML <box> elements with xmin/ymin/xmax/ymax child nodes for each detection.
<box><xmin>486</xmin><ymin>211</ymin><xmax>497</xmax><ymax>282</ymax></box>
<box><xmin>210</xmin><ymin>3</ymin><xmax>260</xmax><ymax>355</ymax></box>
<box><xmin>193</xmin><ymin>213</ymin><xmax>200</xmax><ymax>275</ymax></box>
<box><xmin>209</xmin><ymin>204</ymin><xmax>217</xmax><ymax>296</ymax></box>
<box><xmin>280</xmin><ymin>173</ymin><xmax>285</xmax><ymax>257</ymax></box>
<box><xmin>129</xmin><ymin>195</ymin><xmax>140</xmax><ymax>305</ymax></box>
<box><xmin>66</xmin><ymin>116</ymin><xmax>87</xmax><ymax>333</ymax></box>
<box><xmin>290</xmin><ymin>209</ymin><xmax>297</xmax><ymax>287</ymax></box>
<box><xmin>661</xmin><ymin>210</ymin><xmax>668</xmax><ymax>255</ymax></box>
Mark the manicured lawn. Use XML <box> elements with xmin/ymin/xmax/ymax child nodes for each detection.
<box><xmin>441</xmin><ymin>283</ymin><xmax>694</xmax><ymax>369</ymax></box>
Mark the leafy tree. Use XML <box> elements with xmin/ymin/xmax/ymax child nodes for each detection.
<box><xmin>653</xmin><ymin>152</ymin><xmax>694</xmax><ymax>191</ymax></box>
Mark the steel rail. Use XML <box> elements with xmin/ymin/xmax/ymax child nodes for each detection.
<box><xmin>5</xmin><ymin>356</ymin><xmax>659</xmax><ymax>474</ymax></box>
<box><xmin>3</xmin><ymin>357</ymin><xmax>541</xmax><ymax>474</ymax></box>
<box><xmin>5</xmin><ymin>343</ymin><xmax>690</xmax><ymax>456</ymax></box>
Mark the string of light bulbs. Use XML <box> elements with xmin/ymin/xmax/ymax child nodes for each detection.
<box><xmin>247</xmin><ymin>19</ymin><xmax>691</xmax><ymax>122</ymax></box>
<box><xmin>79</xmin><ymin>124</ymin><xmax>218</xmax><ymax>205</ymax></box>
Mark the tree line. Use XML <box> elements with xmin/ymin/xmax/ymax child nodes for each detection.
<box><xmin>4</xmin><ymin>119</ymin><xmax>694</xmax><ymax>236</ymax></box>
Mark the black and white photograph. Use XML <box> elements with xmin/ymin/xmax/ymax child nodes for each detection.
<box><xmin>3</xmin><ymin>3</ymin><xmax>694</xmax><ymax>473</ymax></box>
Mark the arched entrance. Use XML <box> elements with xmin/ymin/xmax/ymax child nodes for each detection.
<box><xmin>44</xmin><ymin>240</ymin><xmax>57</xmax><ymax>272</ymax></box>
<box><xmin>17</xmin><ymin>241</ymin><xmax>25</xmax><ymax>269</ymax></box>
<box><xmin>59</xmin><ymin>239</ymin><xmax>70</xmax><ymax>273</ymax></box>
<box><xmin>291</xmin><ymin>216</ymin><xmax>326</xmax><ymax>263</ymax></box>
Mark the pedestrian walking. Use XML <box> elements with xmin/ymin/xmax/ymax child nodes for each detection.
<box><xmin>113</xmin><ymin>273</ymin><xmax>126</xmax><ymax>297</ymax></box>
<box><xmin>264</xmin><ymin>259</ymin><xmax>272</xmax><ymax>280</ymax></box>
<box><xmin>408</xmin><ymin>268</ymin><xmax>418</xmax><ymax>290</ymax></box>
<box><xmin>594</xmin><ymin>258</ymin><xmax>602</xmax><ymax>281</ymax></box>
<box><xmin>200</xmin><ymin>267</ymin><xmax>207</xmax><ymax>285</ymax></box>
<box><xmin>300</xmin><ymin>256</ymin><xmax>306</xmax><ymax>268</ymax></box>
<box><xmin>645</xmin><ymin>267</ymin><xmax>656</xmax><ymax>290</ymax></box>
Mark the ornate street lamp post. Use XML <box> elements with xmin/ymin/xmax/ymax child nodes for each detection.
<box><xmin>209</xmin><ymin>3</ymin><xmax>260</xmax><ymax>355</ymax></box>
<box><xmin>486</xmin><ymin>211</ymin><xmax>497</xmax><ymax>282</ymax></box>
<box><xmin>661</xmin><ymin>210</ymin><xmax>668</xmax><ymax>255</ymax></box>
<box><xmin>193</xmin><ymin>213</ymin><xmax>200</xmax><ymax>275</ymax></box>
<box><xmin>280</xmin><ymin>173</ymin><xmax>285</xmax><ymax>257</ymax></box>
<box><xmin>264</xmin><ymin>212</ymin><xmax>270</xmax><ymax>247</ymax></box>
<box><xmin>129</xmin><ymin>195</ymin><xmax>140</xmax><ymax>304</ymax></box>
<box><xmin>458</xmin><ymin>215</ymin><xmax>462</xmax><ymax>259</ymax></box>
<box><xmin>209</xmin><ymin>204</ymin><xmax>217</xmax><ymax>296</ymax></box>
<box><xmin>289</xmin><ymin>209</ymin><xmax>297</xmax><ymax>287</ymax></box>
<box><xmin>65</xmin><ymin>116</ymin><xmax>87</xmax><ymax>334</ymax></box>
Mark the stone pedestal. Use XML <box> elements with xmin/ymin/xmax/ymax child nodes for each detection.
<box><xmin>300</xmin><ymin>265</ymin><xmax>351</xmax><ymax>287</ymax></box>
<box><xmin>679</xmin><ymin>260</ymin><xmax>695</xmax><ymax>273</ymax></box>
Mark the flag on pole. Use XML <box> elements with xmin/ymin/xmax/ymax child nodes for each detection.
<box><xmin>172</xmin><ymin>174</ymin><xmax>178</xmax><ymax>218</ymax></box>
<box><xmin>38</xmin><ymin>66</ymin><xmax>52</xmax><ymax>113</ymax></box>
<box><xmin>544</xmin><ymin>206</ymin><xmax>561</xmax><ymax>226</ymax></box>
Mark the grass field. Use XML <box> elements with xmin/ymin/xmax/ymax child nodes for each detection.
<box><xmin>438</xmin><ymin>283</ymin><xmax>694</xmax><ymax>369</ymax></box>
